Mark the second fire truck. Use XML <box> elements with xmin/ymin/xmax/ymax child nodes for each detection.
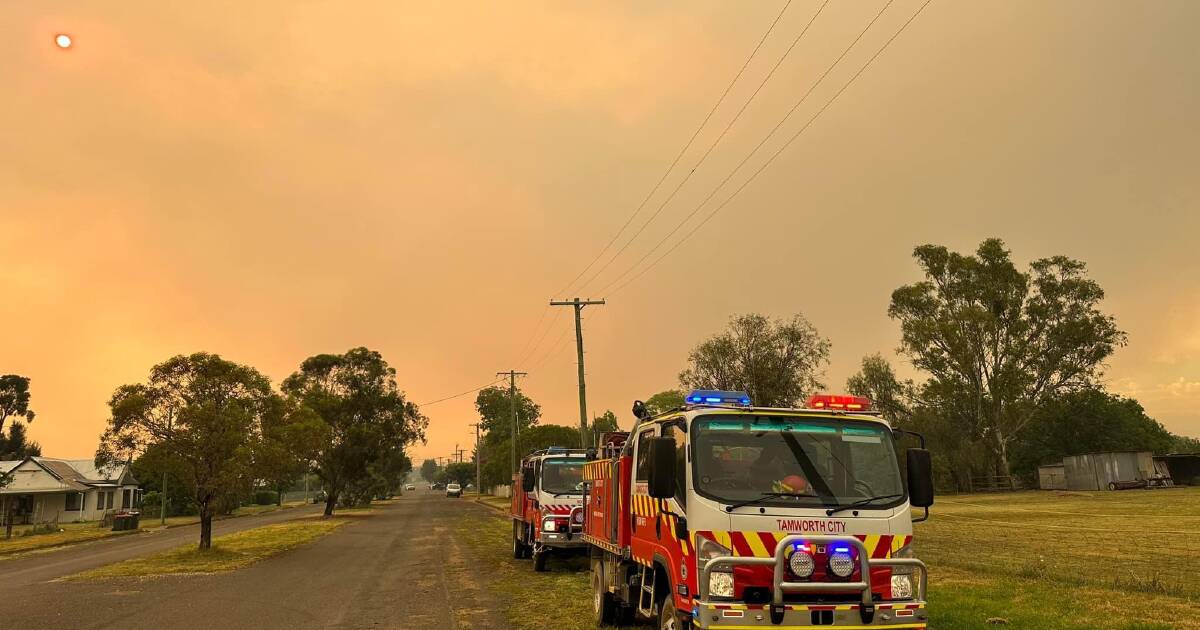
<box><xmin>511</xmin><ymin>446</ymin><xmax>590</xmax><ymax>571</ymax></box>
<box><xmin>581</xmin><ymin>391</ymin><xmax>935</xmax><ymax>629</ymax></box>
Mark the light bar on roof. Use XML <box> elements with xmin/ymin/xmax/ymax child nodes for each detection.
<box><xmin>685</xmin><ymin>390</ymin><xmax>752</xmax><ymax>407</ymax></box>
<box><xmin>807</xmin><ymin>394</ymin><xmax>872</xmax><ymax>411</ymax></box>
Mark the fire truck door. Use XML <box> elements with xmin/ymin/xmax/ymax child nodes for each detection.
<box><xmin>631</xmin><ymin>425</ymin><xmax>659</xmax><ymax>562</ymax></box>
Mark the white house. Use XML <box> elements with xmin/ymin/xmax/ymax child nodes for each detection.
<box><xmin>0</xmin><ymin>457</ymin><xmax>140</xmax><ymax>526</ymax></box>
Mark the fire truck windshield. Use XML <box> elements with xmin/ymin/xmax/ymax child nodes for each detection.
<box><xmin>540</xmin><ymin>458</ymin><xmax>585</xmax><ymax>495</ymax></box>
<box><xmin>691</xmin><ymin>415</ymin><xmax>905</xmax><ymax>510</ymax></box>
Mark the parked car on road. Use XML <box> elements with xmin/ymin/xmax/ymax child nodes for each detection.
<box><xmin>445</xmin><ymin>483</ymin><xmax>462</xmax><ymax>498</ymax></box>
<box><xmin>404</xmin><ymin>484</ymin><xmax>415</xmax><ymax>491</ymax></box>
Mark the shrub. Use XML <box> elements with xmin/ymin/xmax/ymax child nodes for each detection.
<box><xmin>253</xmin><ymin>490</ymin><xmax>279</xmax><ymax>506</ymax></box>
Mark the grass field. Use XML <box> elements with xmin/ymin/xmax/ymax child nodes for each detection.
<box><xmin>72</xmin><ymin>515</ymin><xmax>355</xmax><ymax>579</ymax></box>
<box><xmin>0</xmin><ymin>501</ymin><xmax>310</xmax><ymax>559</ymax></box>
<box><xmin>464</xmin><ymin>488</ymin><xmax>1200</xmax><ymax>630</ymax></box>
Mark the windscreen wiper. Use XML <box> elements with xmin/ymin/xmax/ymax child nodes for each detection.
<box><xmin>825</xmin><ymin>494</ymin><xmax>905</xmax><ymax>516</ymax></box>
<box><xmin>724</xmin><ymin>492</ymin><xmax>813</xmax><ymax>513</ymax></box>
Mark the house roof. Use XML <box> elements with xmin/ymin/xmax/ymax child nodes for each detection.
<box><xmin>0</xmin><ymin>460</ymin><xmax>19</xmax><ymax>474</ymax></box>
<box><xmin>36</xmin><ymin>459</ymin><xmax>93</xmax><ymax>491</ymax></box>
<box><xmin>0</xmin><ymin>457</ymin><xmax>134</xmax><ymax>494</ymax></box>
<box><xmin>35</xmin><ymin>458</ymin><xmax>123</xmax><ymax>483</ymax></box>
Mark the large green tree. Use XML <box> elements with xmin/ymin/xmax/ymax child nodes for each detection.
<box><xmin>846</xmin><ymin>354</ymin><xmax>992</xmax><ymax>491</ymax></box>
<box><xmin>343</xmin><ymin>449</ymin><xmax>411</xmax><ymax>505</ymax></box>
<box><xmin>475</xmin><ymin>385</ymin><xmax>540</xmax><ymax>441</ymax></box>
<box><xmin>97</xmin><ymin>353</ymin><xmax>275</xmax><ymax>549</ymax></box>
<box><xmin>130</xmin><ymin>444</ymin><xmax>196</xmax><ymax>517</ymax></box>
<box><xmin>845</xmin><ymin>354</ymin><xmax>918</xmax><ymax>427</ymax></box>
<box><xmin>1</xmin><ymin>375</ymin><xmax>39</xmax><ymax>490</ymax></box>
<box><xmin>0</xmin><ymin>375</ymin><xmax>35</xmax><ymax>432</ymax></box>
<box><xmin>592</xmin><ymin>410</ymin><xmax>620</xmax><ymax>434</ymax></box>
<box><xmin>255</xmin><ymin>398</ymin><xmax>328</xmax><ymax>506</ymax></box>
<box><xmin>679</xmin><ymin>313</ymin><xmax>830</xmax><ymax>407</ymax></box>
<box><xmin>282</xmin><ymin>348</ymin><xmax>427</xmax><ymax>516</ymax></box>
<box><xmin>0</xmin><ymin>420</ymin><xmax>41</xmax><ymax>460</ymax></box>
<box><xmin>1010</xmin><ymin>389</ymin><xmax>1174</xmax><ymax>480</ymax></box>
<box><xmin>479</xmin><ymin>424</ymin><xmax>580</xmax><ymax>490</ymax></box>
<box><xmin>888</xmin><ymin>239</ymin><xmax>1125</xmax><ymax>477</ymax></box>
<box><xmin>443</xmin><ymin>461</ymin><xmax>475</xmax><ymax>487</ymax></box>
<box><xmin>643</xmin><ymin>390</ymin><xmax>685</xmax><ymax>416</ymax></box>
<box><xmin>420</xmin><ymin>459</ymin><xmax>440</xmax><ymax>482</ymax></box>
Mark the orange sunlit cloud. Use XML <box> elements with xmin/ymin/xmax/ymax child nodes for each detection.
<box><xmin>2</xmin><ymin>1</ymin><xmax>1198</xmax><ymax>466</ymax></box>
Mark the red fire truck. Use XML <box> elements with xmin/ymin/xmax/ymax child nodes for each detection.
<box><xmin>581</xmin><ymin>391</ymin><xmax>934</xmax><ymax>629</ymax></box>
<box><xmin>511</xmin><ymin>446</ymin><xmax>590</xmax><ymax>571</ymax></box>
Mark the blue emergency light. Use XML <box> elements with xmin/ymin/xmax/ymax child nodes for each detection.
<box><xmin>685</xmin><ymin>390</ymin><xmax>752</xmax><ymax>406</ymax></box>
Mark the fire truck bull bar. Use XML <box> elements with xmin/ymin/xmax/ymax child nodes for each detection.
<box><xmin>539</xmin><ymin>507</ymin><xmax>587</xmax><ymax>546</ymax></box>
<box><xmin>697</xmin><ymin>535</ymin><xmax>928</xmax><ymax>626</ymax></box>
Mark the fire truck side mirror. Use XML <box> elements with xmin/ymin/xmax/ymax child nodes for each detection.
<box><xmin>906</xmin><ymin>448</ymin><xmax>935</xmax><ymax>509</ymax></box>
<box><xmin>521</xmin><ymin>466</ymin><xmax>536</xmax><ymax>493</ymax></box>
<box><xmin>647</xmin><ymin>437</ymin><xmax>676</xmax><ymax>499</ymax></box>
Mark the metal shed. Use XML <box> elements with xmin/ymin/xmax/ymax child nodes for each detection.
<box><xmin>1038</xmin><ymin>464</ymin><xmax>1067</xmax><ymax>490</ymax></box>
<box><xmin>1156</xmin><ymin>454</ymin><xmax>1200</xmax><ymax>486</ymax></box>
<box><xmin>1062</xmin><ymin>451</ymin><xmax>1155</xmax><ymax>491</ymax></box>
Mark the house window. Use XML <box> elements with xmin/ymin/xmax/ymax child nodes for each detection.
<box><xmin>107</xmin><ymin>491</ymin><xmax>115</xmax><ymax>509</ymax></box>
<box><xmin>122</xmin><ymin>489</ymin><xmax>132</xmax><ymax>509</ymax></box>
<box><xmin>65</xmin><ymin>492</ymin><xmax>82</xmax><ymax>511</ymax></box>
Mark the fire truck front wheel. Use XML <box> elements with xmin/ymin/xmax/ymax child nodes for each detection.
<box><xmin>533</xmin><ymin>546</ymin><xmax>549</xmax><ymax>572</ymax></box>
<box><xmin>657</xmin><ymin>597</ymin><xmax>688</xmax><ymax>630</ymax></box>
<box><xmin>591</xmin><ymin>559</ymin><xmax>617</xmax><ymax>625</ymax></box>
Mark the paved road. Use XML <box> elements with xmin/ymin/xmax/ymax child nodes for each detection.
<box><xmin>1</xmin><ymin>492</ymin><xmax>511</xmax><ymax>630</ymax></box>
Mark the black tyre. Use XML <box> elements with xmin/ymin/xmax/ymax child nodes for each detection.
<box><xmin>512</xmin><ymin>522</ymin><xmax>525</xmax><ymax>559</ymax></box>
<box><xmin>658</xmin><ymin>595</ymin><xmax>688</xmax><ymax>630</ymax></box>
<box><xmin>533</xmin><ymin>547</ymin><xmax>549</xmax><ymax>572</ymax></box>
<box><xmin>592</xmin><ymin>559</ymin><xmax>616</xmax><ymax>625</ymax></box>
<box><xmin>513</xmin><ymin>522</ymin><xmax>532</xmax><ymax>559</ymax></box>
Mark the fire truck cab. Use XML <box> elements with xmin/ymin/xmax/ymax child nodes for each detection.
<box><xmin>582</xmin><ymin>391</ymin><xmax>935</xmax><ymax>629</ymax></box>
<box><xmin>511</xmin><ymin>447</ymin><xmax>590</xmax><ymax>572</ymax></box>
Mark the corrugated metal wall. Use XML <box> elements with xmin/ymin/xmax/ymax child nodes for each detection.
<box><xmin>1038</xmin><ymin>465</ymin><xmax>1067</xmax><ymax>490</ymax></box>
<box><xmin>1063</xmin><ymin>452</ymin><xmax>1154</xmax><ymax>490</ymax></box>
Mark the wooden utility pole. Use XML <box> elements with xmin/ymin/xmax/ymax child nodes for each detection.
<box><xmin>497</xmin><ymin>370</ymin><xmax>528</xmax><ymax>475</ymax></box>
<box><xmin>470</xmin><ymin>423</ymin><xmax>482</xmax><ymax>491</ymax></box>
<box><xmin>550</xmin><ymin>298</ymin><xmax>605</xmax><ymax>447</ymax></box>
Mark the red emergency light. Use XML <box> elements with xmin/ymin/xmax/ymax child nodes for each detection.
<box><xmin>807</xmin><ymin>394</ymin><xmax>872</xmax><ymax>411</ymax></box>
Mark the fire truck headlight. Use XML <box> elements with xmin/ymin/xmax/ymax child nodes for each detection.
<box><xmin>543</xmin><ymin>519</ymin><xmax>557</xmax><ymax>532</ymax></box>
<box><xmin>788</xmin><ymin>550</ymin><xmax>815</xmax><ymax>579</ymax></box>
<box><xmin>708</xmin><ymin>571</ymin><xmax>735</xmax><ymax>598</ymax></box>
<box><xmin>828</xmin><ymin>549</ymin><xmax>855</xmax><ymax>579</ymax></box>
<box><xmin>890</xmin><ymin>574</ymin><xmax>914</xmax><ymax>600</ymax></box>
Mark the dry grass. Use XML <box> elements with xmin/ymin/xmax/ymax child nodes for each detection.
<box><xmin>455</xmin><ymin>514</ymin><xmax>638</xmax><ymax>630</ymax></box>
<box><xmin>460</xmin><ymin>488</ymin><xmax>1200</xmax><ymax>630</ymax></box>
<box><xmin>0</xmin><ymin>501</ymin><xmax>313</xmax><ymax>559</ymax></box>
<box><xmin>923</xmin><ymin>488</ymin><xmax>1200</xmax><ymax>600</ymax></box>
<box><xmin>475</xmin><ymin>495</ymin><xmax>510</xmax><ymax>512</ymax></box>
<box><xmin>0</xmin><ymin>522</ymin><xmax>140</xmax><ymax>557</ymax></box>
<box><xmin>71</xmin><ymin>517</ymin><xmax>353</xmax><ymax>579</ymax></box>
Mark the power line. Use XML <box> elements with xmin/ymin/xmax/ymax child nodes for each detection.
<box><xmin>607</xmin><ymin>0</ymin><xmax>935</xmax><ymax>296</ymax></box>
<box><xmin>418</xmin><ymin>378</ymin><xmax>504</xmax><ymax>407</ymax></box>
<box><xmin>552</xmin><ymin>0</ymin><xmax>796</xmax><ymax>299</ymax></box>
<box><xmin>509</xmin><ymin>303</ymin><xmax>551</xmax><ymax>367</ymax></box>
<box><xmin>517</xmin><ymin>308</ymin><xmax>568</xmax><ymax>369</ymax></box>
<box><xmin>527</xmin><ymin>323</ymin><xmax>573</xmax><ymax>370</ymax></box>
<box><xmin>596</xmin><ymin>0</ymin><xmax>897</xmax><ymax>295</ymax></box>
<box><xmin>574</xmin><ymin>0</ymin><xmax>832</xmax><ymax>295</ymax></box>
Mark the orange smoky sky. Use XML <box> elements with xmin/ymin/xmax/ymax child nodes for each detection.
<box><xmin>2</xmin><ymin>1</ymin><xmax>1198</xmax><ymax>465</ymax></box>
